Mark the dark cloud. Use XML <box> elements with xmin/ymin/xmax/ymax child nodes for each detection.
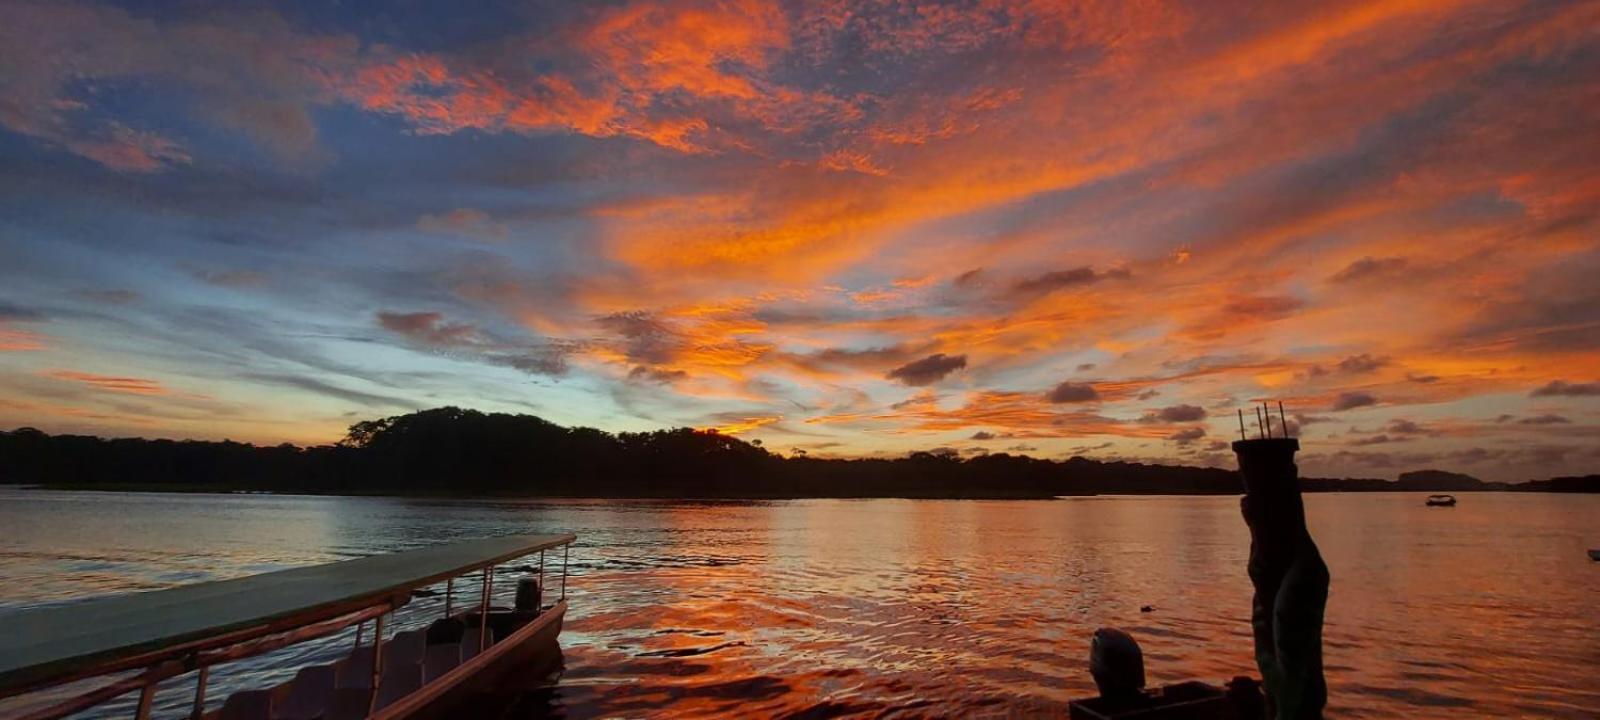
<box><xmin>1530</xmin><ymin>380</ymin><xmax>1600</xmax><ymax>397</ymax></box>
<box><xmin>886</xmin><ymin>353</ymin><xmax>967</xmax><ymax>385</ymax></box>
<box><xmin>1517</xmin><ymin>414</ymin><xmax>1571</xmax><ymax>425</ymax></box>
<box><xmin>629</xmin><ymin>366</ymin><xmax>688</xmax><ymax>384</ymax></box>
<box><xmin>970</xmin><ymin>430</ymin><xmax>996</xmax><ymax>440</ymax></box>
<box><xmin>1348</xmin><ymin>434</ymin><xmax>1396</xmax><ymax>446</ymax></box>
<box><xmin>1150</xmin><ymin>404</ymin><xmax>1207</xmax><ymax>422</ymax></box>
<box><xmin>1336</xmin><ymin>354</ymin><xmax>1389</xmax><ymax>374</ymax></box>
<box><xmin>596</xmin><ymin>311</ymin><xmax>678</xmax><ymax>365</ymax></box>
<box><xmin>1329</xmin><ymin>256</ymin><xmax>1408</xmax><ymax>284</ymax></box>
<box><xmin>1387</xmin><ymin>419</ymin><xmax>1426</xmax><ymax>435</ymax></box>
<box><xmin>0</xmin><ymin>303</ymin><xmax>46</xmax><ymax>321</ymax></box>
<box><xmin>1046</xmin><ymin>381</ymin><xmax>1099</xmax><ymax>403</ymax></box>
<box><xmin>1330</xmin><ymin>391</ymin><xmax>1377</xmax><ymax>411</ymax></box>
<box><xmin>1220</xmin><ymin>295</ymin><xmax>1304</xmax><ymax>320</ymax></box>
<box><xmin>890</xmin><ymin>392</ymin><xmax>937</xmax><ymax>410</ymax></box>
<box><xmin>499</xmin><ymin>351</ymin><xmax>569</xmax><ymax>376</ymax></box>
<box><xmin>377</xmin><ymin>311</ymin><xmax>570</xmax><ymax>376</ymax></box>
<box><xmin>1406</xmin><ymin>373</ymin><xmax>1440</xmax><ymax>383</ymax></box>
<box><xmin>1076</xmin><ymin>363</ymin><xmax>1097</xmax><ymax>371</ymax></box>
<box><xmin>1010</xmin><ymin>266</ymin><xmax>1129</xmax><ymax>297</ymax></box>
<box><xmin>1168</xmin><ymin>427</ymin><xmax>1206</xmax><ymax>444</ymax></box>
<box><xmin>377</xmin><ymin>311</ymin><xmax>479</xmax><ymax>346</ymax></box>
<box><xmin>1456</xmin><ymin>254</ymin><xmax>1600</xmax><ymax>352</ymax></box>
<box><xmin>797</xmin><ymin>344</ymin><xmax>926</xmax><ymax>372</ymax></box>
<box><xmin>952</xmin><ymin>268</ymin><xmax>985</xmax><ymax>287</ymax></box>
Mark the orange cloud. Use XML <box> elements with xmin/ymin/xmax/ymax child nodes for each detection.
<box><xmin>43</xmin><ymin>370</ymin><xmax>169</xmax><ymax>395</ymax></box>
<box><xmin>0</xmin><ymin>325</ymin><xmax>48</xmax><ymax>351</ymax></box>
<box><xmin>701</xmin><ymin>415</ymin><xmax>781</xmax><ymax>435</ymax></box>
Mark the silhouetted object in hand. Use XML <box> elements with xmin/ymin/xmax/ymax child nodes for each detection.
<box><xmin>1089</xmin><ymin>628</ymin><xmax>1146</xmax><ymax>700</ymax></box>
<box><xmin>1233</xmin><ymin>437</ymin><xmax>1328</xmax><ymax>719</ymax></box>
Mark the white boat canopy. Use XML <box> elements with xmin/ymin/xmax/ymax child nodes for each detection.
<box><xmin>0</xmin><ymin>533</ymin><xmax>575</xmax><ymax>697</ymax></box>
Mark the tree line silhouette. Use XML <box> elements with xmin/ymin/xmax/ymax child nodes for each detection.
<box><xmin>1</xmin><ymin>407</ymin><xmax>1594</xmax><ymax>498</ymax></box>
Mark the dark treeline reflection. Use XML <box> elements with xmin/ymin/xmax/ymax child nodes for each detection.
<box><xmin>1</xmin><ymin>408</ymin><xmax>1594</xmax><ymax>497</ymax></box>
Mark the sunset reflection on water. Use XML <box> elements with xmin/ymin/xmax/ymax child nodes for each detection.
<box><xmin>1</xmin><ymin>490</ymin><xmax>1596</xmax><ymax>718</ymax></box>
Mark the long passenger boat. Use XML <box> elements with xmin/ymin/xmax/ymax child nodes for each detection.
<box><xmin>0</xmin><ymin>533</ymin><xmax>576</xmax><ymax>720</ymax></box>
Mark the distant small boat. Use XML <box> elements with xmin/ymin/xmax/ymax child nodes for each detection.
<box><xmin>1589</xmin><ymin>549</ymin><xmax>1600</xmax><ymax>562</ymax></box>
<box><xmin>1425</xmin><ymin>494</ymin><xmax>1457</xmax><ymax>507</ymax></box>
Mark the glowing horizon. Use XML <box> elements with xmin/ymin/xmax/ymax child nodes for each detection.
<box><xmin>1</xmin><ymin>0</ymin><xmax>1597</xmax><ymax>480</ymax></box>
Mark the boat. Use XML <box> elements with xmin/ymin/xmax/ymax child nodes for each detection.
<box><xmin>1589</xmin><ymin>549</ymin><xmax>1599</xmax><ymax>562</ymax></box>
<box><xmin>0</xmin><ymin>533</ymin><xmax>575</xmax><ymax>720</ymax></box>
<box><xmin>1425</xmin><ymin>494</ymin><xmax>1457</xmax><ymax>507</ymax></box>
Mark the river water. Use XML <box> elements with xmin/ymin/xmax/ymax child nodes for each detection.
<box><xmin>0</xmin><ymin>488</ymin><xmax>1596</xmax><ymax>718</ymax></box>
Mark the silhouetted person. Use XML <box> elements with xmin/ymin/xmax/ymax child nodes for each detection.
<box><xmin>1233</xmin><ymin>437</ymin><xmax>1328</xmax><ymax>719</ymax></box>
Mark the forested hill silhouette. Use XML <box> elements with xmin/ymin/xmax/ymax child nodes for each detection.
<box><xmin>1</xmin><ymin>407</ymin><xmax>1595</xmax><ymax>498</ymax></box>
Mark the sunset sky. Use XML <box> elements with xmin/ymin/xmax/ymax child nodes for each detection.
<box><xmin>1</xmin><ymin>0</ymin><xmax>1597</xmax><ymax>480</ymax></box>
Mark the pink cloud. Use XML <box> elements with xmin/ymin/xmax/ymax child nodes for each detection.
<box><xmin>44</xmin><ymin>370</ymin><xmax>169</xmax><ymax>395</ymax></box>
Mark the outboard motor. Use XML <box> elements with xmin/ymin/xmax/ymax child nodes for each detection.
<box><xmin>1090</xmin><ymin>627</ymin><xmax>1145</xmax><ymax>700</ymax></box>
<box><xmin>515</xmin><ymin>577</ymin><xmax>543</xmax><ymax>612</ymax></box>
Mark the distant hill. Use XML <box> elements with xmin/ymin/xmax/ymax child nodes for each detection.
<box><xmin>0</xmin><ymin>408</ymin><xmax>1592</xmax><ymax>498</ymax></box>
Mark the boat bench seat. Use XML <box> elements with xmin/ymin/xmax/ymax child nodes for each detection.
<box><xmin>381</xmin><ymin>629</ymin><xmax>427</xmax><ymax>668</ymax></box>
<box><xmin>336</xmin><ymin>627</ymin><xmax>422</xmax><ymax>683</ymax></box>
<box><xmin>461</xmin><ymin>628</ymin><xmax>498</xmax><ymax>661</ymax></box>
<box><xmin>335</xmin><ymin>646</ymin><xmax>375</xmax><ymax>690</ymax></box>
<box><xmin>374</xmin><ymin>663</ymin><xmax>424</xmax><ymax>711</ymax></box>
<box><xmin>422</xmin><ymin>643</ymin><xmax>462</xmax><ymax>683</ymax></box>
<box><xmin>272</xmin><ymin>664</ymin><xmax>336</xmax><ymax>720</ymax></box>
<box><xmin>322</xmin><ymin>688</ymin><xmax>372</xmax><ymax>720</ymax></box>
<box><xmin>219</xmin><ymin>689</ymin><xmax>273</xmax><ymax>720</ymax></box>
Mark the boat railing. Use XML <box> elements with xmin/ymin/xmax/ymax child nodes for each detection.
<box><xmin>1</xmin><ymin>533</ymin><xmax>576</xmax><ymax>720</ymax></box>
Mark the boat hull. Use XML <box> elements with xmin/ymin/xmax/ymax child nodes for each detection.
<box><xmin>372</xmin><ymin>601</ymin><xmax>566</xmax><ymax>720</ymax></box>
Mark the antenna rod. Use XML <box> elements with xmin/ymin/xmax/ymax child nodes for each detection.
<box><xmin>1278</xmin><ymin>401</ymin><xmax>1289</xmax><ymax>439</ymax></box>
<box><xmin>1238</xmin><ymin>409</ymin><xmax>1247</xmax><ymax>441</ymax></box>
<box><xmin>1263</xmin><ymin>402</ymin><xmax>1273</xmax><ymax>438</ymax></box>
<box><xmin>1255</xmin><ymin>406</ymin><xmax>1265</xmax><ymax>439</ymax></box>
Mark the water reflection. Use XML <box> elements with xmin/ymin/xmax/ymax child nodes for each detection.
<box><xmin>0</xmin><ymin>490</ymin><xmax>1596</xmax><ymax>717</ymax></box>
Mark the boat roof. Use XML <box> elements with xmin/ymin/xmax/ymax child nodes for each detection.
<box><xmin>0</xmin><ymin>533</ymin><xmax>574</xmax><ymax>695</ymax></box>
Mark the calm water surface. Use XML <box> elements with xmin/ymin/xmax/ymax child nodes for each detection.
<box><xmin>0</xmin><ymin>488</ymin><xmax>1596</xmax><ymax>718</ymax></box>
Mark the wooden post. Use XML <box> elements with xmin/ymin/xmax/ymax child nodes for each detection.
<box><xmin>561</xmin><ymin>543</ymin><xmax>569</xmax><ymax>602</ymax></box>
<box><xmin>478</xmin><ymin>567</ymin><xmax>493</xmax><ymax>652</ymax></box>
<box><xmin>133</xmin><ymin>682</ymin><xmax>155</xmax><ymax>720</ymax></box>
<box><xmin>188</xmin><ymin>666</ymin><xmax>209</xmax><ymax>720</ymax></box>
<box><xmin>444</xmin><ymin>578</ymin><xmax>454</xmax><ymax>617</ymax></box>
<box><xmin>368</xmin><ymin>612</ymin><xmax>386</xmax><ymax>714</ymax></box>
